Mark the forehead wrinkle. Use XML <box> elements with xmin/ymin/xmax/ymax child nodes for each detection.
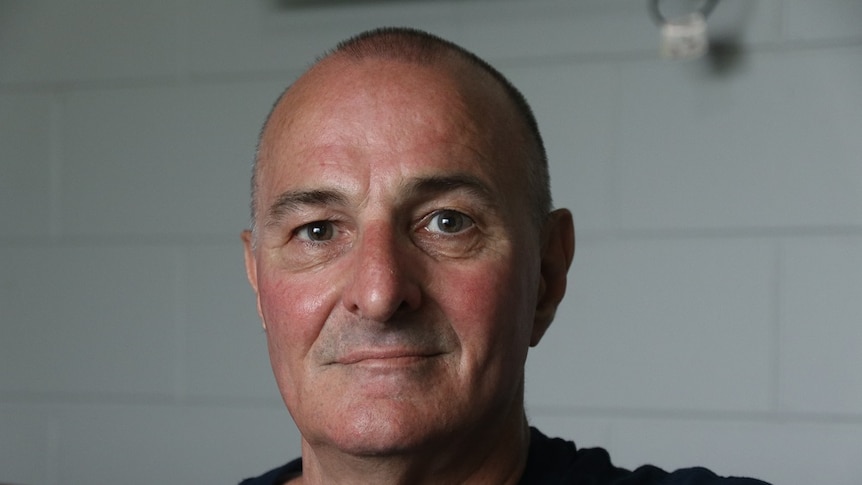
<box><xmin>264</xmin><ymin>189</ymin><xmax>349</xmax><ymax>228</ymax></box>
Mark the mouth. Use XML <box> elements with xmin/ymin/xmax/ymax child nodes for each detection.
<box><xmin>333</xmin><ymin>349</ymin><xmax>444</xmax><ymax>366</ymax></box>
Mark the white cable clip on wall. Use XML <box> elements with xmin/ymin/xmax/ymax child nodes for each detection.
<box><xmin>649</xmin><ymin>0</ymin><xmax>719</xmax><ymax>60</ymax></box>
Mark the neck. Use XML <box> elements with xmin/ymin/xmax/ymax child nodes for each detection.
<box><xmin>295</xmin><ymin>405</ymin><xmax>531</xmax><ymax>485</ymax></box>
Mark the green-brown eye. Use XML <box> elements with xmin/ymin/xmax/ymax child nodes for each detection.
<box><xmin>426</xmin><ymin>210</ymin><xmax>474</xmax><ymax>234</ymax></box>
<box><xmin>296</xmin><ymin>221</ymin><xmax>336</xmax><ymax>242</ymax></box>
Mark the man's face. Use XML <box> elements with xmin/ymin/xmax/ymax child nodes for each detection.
<box><xmin>244</xmin><ymin>58</ymin><xmax>548</xmax><ymax>456</ymax></box>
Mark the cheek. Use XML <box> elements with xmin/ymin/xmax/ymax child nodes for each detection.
<box><xmin>256</xmin><ymin>268</ymin><xmax>338</xmax><ymax>358</ymax></box>
<box><xmin>436</xmin><ymin>255</ymin><xmax>537</xmax><ymax>361</ymax></box>
<box><xmin>256</xmin><ymin>267</ymin><xmax>345</xmax><ymax>412</ymax></box>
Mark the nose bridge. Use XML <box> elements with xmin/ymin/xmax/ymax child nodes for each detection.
<box><xmin>359</xmin><ymin>222</ymin><xmax>400</xmax><ymax>284</ymax></box>
<box><xmin>343</xmin><ymin>219</ymin><xmax>419</xmax><ymax>321</ymax></box>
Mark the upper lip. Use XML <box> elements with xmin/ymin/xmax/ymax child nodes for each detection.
<box><xmin>334</xmin><ymin>348</ymin><xmax>442</xmax><ymax>365</ymax></box>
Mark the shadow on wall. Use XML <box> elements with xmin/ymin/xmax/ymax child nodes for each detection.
<box><xmin>701</xmin><ymin>0</ymin><xmax>756</xmax><ymax>77</ymax></box>
<box><xmin>704</xmin><ymin>38</ymin><xmax>747</xmax><ymax>76</ymax></box>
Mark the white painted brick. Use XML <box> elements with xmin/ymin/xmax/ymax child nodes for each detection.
<box><xmin>0</xmin><ymin>0</ymin><xmax>180</xmax><ymax>85</ymax></box>
<box><xmin>608</xmin><ymin>418</ymin><xmax>862</xmax><ymax>485</ymax></box>
<box><xmin>0</xmin><ymin>93</ymin><xmax>55</xmax><ymax>237</ymax></box>
<box><xmin>457</xmin><ymin>2</ymin><xmax>652</xmax><ymax>61</ymax></box>
<box><xmin>185</xmin><ymin>0</ymin><xmax>784</xmax><ymax>77</ymax></box>
<box><xmin>59</xmin><ymin>81</ymin><xmax>285</xmax><ymax>236</ymax></box>
<box><xmin>54</xmin><ymin>403</ymin><xmax>300</xmax><ymax>484</ymax></box>
<box><xmin>780</xmin><ymin>237</ymin><xmax>862</xmax><ymax>414</ymax></box>
<box><xmin>617</xmin><ymin>48</ymin><xmax>862</xmax><ymax>229</ymax></box>
<box><xmin>505</xmin><ymin>63</ymin><xmax>619</xmax><ymax>231</ymax></box>
<box><xmin>0</xmin><ymin>404</ymin><xmax>53</xmax><ymax>485</ymax></box>
<box><xmin>784</xmin><ymin>0</ymin><xmax>862</xmax><ymax>42</ymax></box>
<box><xmin>697</xmin><ymin>0</ymin><xmax>783</xmax><ymax>45</ymax></box>
<box><xmin>456</xmin><ymin>0</ymin><xmax>781</xmax><ymax>62</ymax></box>
<box><xmin>186</xmin><ymin>0</ymin><xmax>462</xmax><ymax>76</ymax></box>
<box><xmin>526</xmin><ymin>239</ymin><xmax>774</xmax><ymax>412</ymax></box>
<box><xmin>183</xmin><ymin>243</ymin><xmax>280</xmax><ymax>400</ymax></box>
<box><xmin>0</xmin><ymin>3</ymin><xmax>860</xmax><ymax>485</ymax></box>
<box><xmin>0</xmin><ymin>246</ymin><xmax>178</xmax><ymax>395</ymax></box>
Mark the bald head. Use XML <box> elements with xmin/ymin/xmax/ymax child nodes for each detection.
<box><xmin>251</xmin><ymin>27</ymin><xmax>551</xmax><ymax>235</ymax></box>
<box><xmin>241</xmin><ymin>29</ymin><xmax>577</xmax><ymax>477</ymax></box>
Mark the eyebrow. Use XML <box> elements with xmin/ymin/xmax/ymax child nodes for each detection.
<box><xmin>403</xmin><ymin>174</ymin><xmax>496</xmax><ymax>207</ymax></box>
<box><xmin>263</xmin><ymin>174</ymin><xmax>497</xmax><ymax>227</ymax></box>
<box><xmin>264</xmin><ymin>189</ymin><xmax>348</xmax><ymax>228</ymax></box>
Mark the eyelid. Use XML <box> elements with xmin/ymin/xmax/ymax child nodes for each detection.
<box><xmin>265</xmin><ymin>189</ymin><xmax>348</xmax><ymax>229</ymax></box>
<box><xmin>421</xmin><ymin>209</ymin><xmax>476</xmax><ymax>235</ymax></box>
<box><xmin>294</xmin><ymin>220</ymin><xmax>337</xmax><ymax>242</ymax></box>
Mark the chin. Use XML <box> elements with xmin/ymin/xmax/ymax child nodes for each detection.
<box><xmin>321</xmin><ymin>399</ymin><xmax>456</xmax><ymax>457</ymax></box>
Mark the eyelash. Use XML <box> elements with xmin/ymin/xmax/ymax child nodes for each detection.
<box><xmin>288</xmin><ymin>209</ymin><xmax>476</xmax><ymax>248</ymax></box>
<box><xmin>297</xmin><ymin>221</ymin><xmax>331</xmax><ymax>239</ymax></box>
<box><xmin>421</xmin><ymin>209</ymin><xmax>475</xmax><ymax>235</ymax></box>
<box><xmin>293</xmin><ymin>221</ymin><xmax>339</xmax><ymax>246</ymax></box>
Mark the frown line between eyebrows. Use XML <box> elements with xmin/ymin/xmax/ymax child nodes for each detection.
<box><xmin>264</xmin><ymin>189</ymin><xmax>348</xmax><ymax>228</ymax></box>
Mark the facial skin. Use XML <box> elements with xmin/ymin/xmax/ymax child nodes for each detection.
<box><xmin>243</xmin><ymin>54</ymin><xmax>574</xmax><ymax>484</ymax></box>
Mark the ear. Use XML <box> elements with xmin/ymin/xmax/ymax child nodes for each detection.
<box><xmin>241</xmin><ymin>229</ymin><xmax>266</xmax><ymax>331</ymax></box>
<box><xmin>531</xmin><ymin>209</ymin><xmax>575</xmax><ymax>346</ymax></box>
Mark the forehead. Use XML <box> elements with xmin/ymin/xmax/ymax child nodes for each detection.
<box><xmin>256</xmin><ymin>57</ymin><xmax>526</xmax><ymax>205</ymax></box>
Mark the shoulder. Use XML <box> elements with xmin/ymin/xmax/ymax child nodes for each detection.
<box><xmin>521</xmin><ymin>427</ymin><xmax>770</xmax><ymax>485</ymax></box>
<box><xmin>624</xmin><ymin>465</ymin><xmax>771</xmax><ymax>485</ymax></box>
<box><xmin>239</xmin><ymin>458</ymin><xmax>302</xmax><ymax>485</ymax></box>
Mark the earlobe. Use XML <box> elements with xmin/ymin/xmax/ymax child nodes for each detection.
<box><xmin>531</xmin><ymin>209</ymin><xmax>575</xmax><ymax>346</ymax></box>
<box><xmin>241</xmin><ymin>230</ymin><xmax>266</xmax><ymax>331</ymax></box>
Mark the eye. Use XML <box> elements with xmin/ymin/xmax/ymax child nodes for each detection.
<box><xmin>425</xmin><ymin>210</ymin><xmax>474</xmax><ymax>234</ymax></box>
<box><xmin>295</xmin><ymin>221</ymin><xmax>336</xmax><ymax>242</ymax></box>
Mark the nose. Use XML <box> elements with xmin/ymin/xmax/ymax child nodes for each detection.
<box><xmin>341</xmin><ymin>222</ymin><xmax>422</xmax><ymax>322</ymax></box>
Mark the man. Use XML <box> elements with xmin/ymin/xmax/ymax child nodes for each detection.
<box><xmin>240</xmin><ymin>27</ymin><xmax>768</xmax><ymax>485</ymax></box>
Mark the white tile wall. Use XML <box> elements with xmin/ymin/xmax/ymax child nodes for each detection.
<box><xmin>0</xmin><ymin>246</ymin><xmax>179</xmax><ymax>395</ymax></box>
<box><xmin>182</xmin><ymin>243</ymin><xmax>280</xmax><ymax>400</ymax></box>
<box><xmin>186</xmin><ymin>0</ymin><xmax>463</xmax><ymax>76</ymax></box>
<box><xmin>780</xmin><ymin>237</ymin><xmax>862</xmax><ymax>414</ymax></box>
<box><xmin>0</xmin><ymin>404</ymin><xmax>54</xmax><ymax>485</ymax></box>
<box><xmin>0</xmin><ymin>93</ymin><xmax>56</xmax><ymax>237</ymax></box>
<box><xmin>2</xmin><ymin>0</ymin><xmax>861</xmax><ymax>483</ymax></box>
<box><xmin>58</xmin><ymin>81</ymin><xmax>286</xmax><ymax>236</ymax></box>
<box><xmin>459</xmin><ymin>0</ymin><xmax>784</xmax><ymax>63</ymax></box>
<box><xmin>609</xmin><ymin>418</ymin><xmax>862</xmax><ymax>485</ymax></box>
<box><xmin>52</xmin><ymin>403</ymin><xmax>300</xmax><ymax>484</ymax></box>
<box><xmin>458</xmin><ymin>2</ymin><xmax>653</xmax><ymax>60</ymax></box>
<box><xmin>505</xmin><ymin>63</ymin><xmax>620</xmax><ymax>231</ymax></box>
<box><xmin>617</xmin><ymin>47</ymin><xmax>862</xmax><ymax>229</ymax></box>
<box><xmin>0</xmin><ymin>0</ymin><xmax>181</xmax><ymax>85</ymax></box>
<box><xmin>784</xmin><ymin>0</ymin><xmax>862</xmax><ymax>42</ymax></box>
<box><xmin>526</xmin><ymin>413</ymin><xmax>862</xmax><ymax>485</ymax></box>
<box><xmin>526</xmin><ymin>239</ymin><xmax>774</xmax><ymax>412</ymax></box>
<box><xmin>695</xmin><ymin>0</ymin><xmax>782</xmax><ymax>45</ymax></box>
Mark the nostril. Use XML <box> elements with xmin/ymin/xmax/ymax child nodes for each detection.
<box><xmin>344</xmin><ymin>260</ymin><xmax>422</xmax><ymax>321</ymax></box>
<box><xmin>341</xmin><ymin>224</ymin><xmax>423</xmax><ymax>321</ymax></box>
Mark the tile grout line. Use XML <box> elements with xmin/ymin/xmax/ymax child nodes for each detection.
<box><xmin>172</xmin><ymin>248</ymin><xmax>190</xmax><ymax>402</ymax></box>
<box><xmin>770</xmin><ymin>239</ymin><xmax>783</xmax><ymax>413</ymax></box>
<box><xmin>48</xmin><ymin>93</ymin><xmax>63</xmax><ymax>237</ymax></box>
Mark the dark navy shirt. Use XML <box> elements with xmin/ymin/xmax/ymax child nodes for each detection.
<box><xmin>240</xmin><ymin>427</ymin><xmax>770</xmax><ymax>484</ymax></box>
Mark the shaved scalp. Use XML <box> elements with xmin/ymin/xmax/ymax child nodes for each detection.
<box><xmin>251</xmin><ymin>27</ymin><xmax>551</xmax><ymax>236</ymax></box>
